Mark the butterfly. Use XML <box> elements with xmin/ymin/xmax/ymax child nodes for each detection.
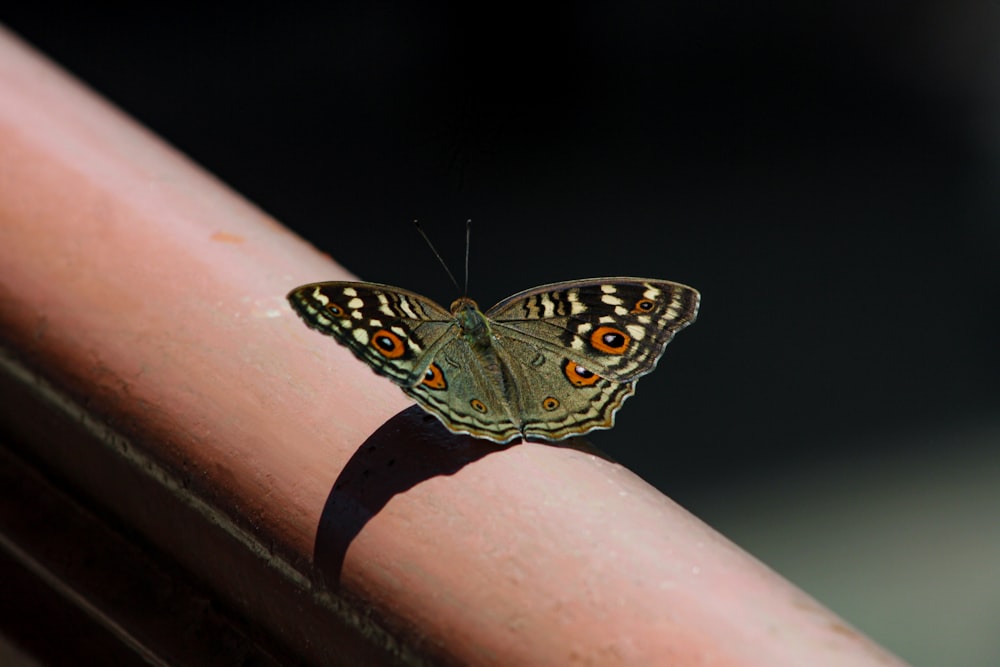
<box><xmin>287</xmin><ymin>278</ymin><xmax>699</xmax><ymax>443</ymax></box>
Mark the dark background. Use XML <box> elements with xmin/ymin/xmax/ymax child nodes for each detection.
<box><xmin>6</xmin><ymin>4</ymin><xmax>999</xmax><ymax>665</ymax></box>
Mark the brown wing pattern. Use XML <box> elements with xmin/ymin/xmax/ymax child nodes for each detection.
<box><xmin>487</xmin><ymin>278</ymin><xmax>700</xmax><ymax>382</ymax></box>
<box><xmin>287</xmin><ymin>281</ymin><xmax>455</xmax><ymax>386</ymax></box>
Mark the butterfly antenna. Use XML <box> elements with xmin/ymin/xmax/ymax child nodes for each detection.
<box><xmin>464</xmin><ymin>219</ymin><xmax>471</xmax><ymax>296</ymax></box>
<box><xmin>414</xmin><ymin>220</ymin><xmax>462</xmax><ymax>294</ymax></box>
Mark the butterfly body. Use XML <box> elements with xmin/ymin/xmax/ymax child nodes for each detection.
<box><xmin>288</xmin><ymin>278</ymin><xmax>699</xmax><ymax>443</ymax></box>
<box><xmin>450</xmin><ymin>297</ymin><xmax>494</xmax><ymax>353</ymax></box>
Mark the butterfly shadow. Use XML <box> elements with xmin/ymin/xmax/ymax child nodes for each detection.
<box><xmin>311</xmin><ymin>404</ymin><xmax>611</xmax><ymax>588</ymax></box>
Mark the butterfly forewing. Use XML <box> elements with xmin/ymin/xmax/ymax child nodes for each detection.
<box><xmin>287</xmin><ymin>281</ymin><xmax>456</xmax><ymax>386</ymax></box>
<box><xmin>486</xmin><ymin>278</ymin><xmax>699</xmax><ymax>382</ymax></box>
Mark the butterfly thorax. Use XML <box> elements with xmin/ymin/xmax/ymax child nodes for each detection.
<box><xmin>449</xmin><ymin>297</ymin><xmax>493</xmax><ymax>352</ymax></box>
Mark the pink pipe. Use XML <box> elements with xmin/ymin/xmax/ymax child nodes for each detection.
<box><xmin>0</xmin><ymin>26</ymin><xmax>908</xmax><ymax>666</ymax></box>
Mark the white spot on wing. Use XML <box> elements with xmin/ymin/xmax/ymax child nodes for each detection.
<box><xmin>598</xmin><ymin>315</ymin><xmax>615</xmax><ymax>324</ymax></box>
<box><xmin>614</xmin><ymin>306</ymin><xmax>628</xmax><ymax>316</ymax></box>
<box><xmin>601</xmin><ymin>285</ymin><xmax>617</xmax><ymax>294</ymax></box>
<box><xmin>398</xmin><ymin>298</ymin><xmax>419</xmax><ymax>319</ymax></box>
<box><xmin>626</xmin><ymin>324</ymin><xmax>645</xmax><ymax>340</ymax></box>
<box><xmin>311</xmin><ymin>287</ymin><xmax>329</xmax><ymax>306</ymax></box>
<box><xmin>369</xmin><ymin>319</ymin><xmax>383</xmax><ymax>327</ymax></box>
<box><xmin>601</xmin><ymin>294</ymin><xmax>624</xmax><ymax>305</ymax></box>
<box><xmin>343</xmin><ymin>287</ymin><xmax>358</xmax><ymax>297</ymax></box>
<box><xmin>391</xmin><ymin>326</ymin><xmax>407</xmax><ymax>337</ymax></box>
<box><xmin>348</xmin><ymin>298</ymin><xmax>364</xmax><ymax>309</ymax></box>
<box><xmin>567</xmin><ymin>291</ymin><xmax>587</xmax><ymax>315</ymax></box>
<box><xmin>353</xmin><ymin>328</ymin><xmax>369</xmax><ymax>344</ymax></box>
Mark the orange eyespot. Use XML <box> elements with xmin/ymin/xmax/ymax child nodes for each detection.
<box><xmin>590</xmin><ymin>326</ymin><xmax>631</xmax><ymax>354</ymax></box>
<box><xmin>421</xmin><ymin>363</ymin><xmax>447</xmax><ymax>390</ymax></box>
<box><xmin>470</xmin><ymin>399</ymin><xmax>488</xmax><ymax>413</ymax></box>
<box><xmin>326</xmin><ymin>303</ymin><xmax>345</xmax><ymax>317</ymax></box>
<box><xmin>564</xmin><ymin>360</ymin><xmax>600</xmax><ymax>387</ymax></box>
<box><xmin>542</xmin><ymin>397</ymin><xmax>560</xmax><ymax>411</ymax></box>
<box><xmin>631</xmin><ymin>298</ymin><xmax>655</xmax><ymax>314</ymax></box>
<box><xmin>371</xmin><ymin>329</ymin><xmax>405</xmax><ymax>358</ymax></box>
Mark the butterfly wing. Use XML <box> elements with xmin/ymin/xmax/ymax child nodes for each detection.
<box><xmin>287</xmin><ymin>281</ymin><xmax>456</xmax><ymax>386</ymax></box>
<box><xmin>486</xmin><ymin>278</ymin><xmax>700</xmax><ymax>383</ymax></box>
<box><xmin>401</xmin><ymin>336</ymin><xmax>525</xmax><ymax>443</ymax></box>
<box><xmin>402</xmin><ymin>332</ymin><xmax>638</xmax><ymax>444</ymax></box>
<box><xmin>492</xmin><ymin>333</ymin><xmax>638</xmax><ymax>441</ymax></box>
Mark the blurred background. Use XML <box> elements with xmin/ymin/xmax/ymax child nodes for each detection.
<box><xmin>5</xmin><ymin>4</ymin><xmax>999</xmax><ymax>665</ymax></box>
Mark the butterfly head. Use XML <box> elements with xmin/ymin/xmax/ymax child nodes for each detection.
<box><xmin>449</xmin><ymin>296</ymin><xmax>480</xmax><ymax>314</ymax></box>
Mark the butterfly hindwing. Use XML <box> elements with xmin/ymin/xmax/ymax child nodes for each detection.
<box><xmin>287</xmin><ymin>281</ymin><xmax>455</xmax><ymax>386</ymax></box>
<box><xmin>491</xmin><ymin>334</ymin><xmax>639</xmax><ymax>441</ymax></box>
<box><xmin>402</xmin><ymin>336</ymin><xmax>524</xmax><ymax>443</ymax></box>
<box><xmin>401</xmin><ymin>331</ymin><xmax>637</xmax><ymax>443</ymax></box>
